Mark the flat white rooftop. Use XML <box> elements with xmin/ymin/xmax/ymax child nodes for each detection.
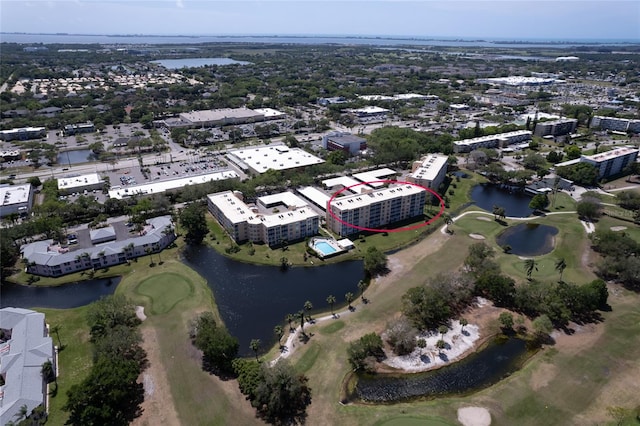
<box><xmin>583</xmin><ymin>147</ymin><xmax>639</xmax><ymax>163</ymax></box>
<box><xmin>258</xmin><ymin>192</ymin><xmax>308</xmax><ymax>209</ymax></box>
<box><xmin>253</xmin><ymin>108</ymin><xmax>286</xmax><ymax>118</ymax></box>
<box><xmin>330</xmin><ymin>184</ymin><xmax>425</xmax><ymax>212</ymax></box>
<box><xmin>353</xmin><ymin>168</ymin><xmax>397</xmax><ymax>188</ymax></box>
<box><xmin>352</xmin><ymin>106</ymin><xmax>390</xmax><ymax>114</ymax></box>
<box><xmin>322</xmin><ymin>176</ymin><xmax>372</xmax><ymax>193</ymax></box>
<box><xmin>108</xmin><ymin>171</ymin><xmax>238</xmax><ymax>199</ymax></box>
<box><xmin>298</xmin><ymin>186</ymin><xmax>330</xmax><ymax>211</ymax></box>
<box><xmin>180</xmin><ymin>108</ymin><xmax>262</xmax><ymax>123</ymax></box>
<box><xmin>454</xmin><ymin>130</ymin><xmax>532</xmax><ymax>147</ymax></box>
<box><xmin>228</xmin><ymin>145</ymin><xmax>324</xmax><ymax>173</ymax></box>
<box><xmin>58</xmin><ymin>173</ymin><xmax>103</xmax><ymax>191</ymax></box>
<box><xmin>0</xmin><ymin>184</ymin><xmax>31</xmax><ymax>205</ymax></box>
<box><xmin>409</xmin><ymin>154</ymin><xmax>448</xmax><ymax>182</ymax></box>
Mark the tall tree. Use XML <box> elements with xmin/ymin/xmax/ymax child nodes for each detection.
<box><xmin>50</xmin><ymin>324</ymin><xmax>62</xmax><ymax>349</ymax></box>
<box><xmin>357</xmin><ymin>280</ymin><xmax>368</xmax><ymax>302</ymax></box>
<box><xmin>363</xmin><ymin>246</ymin><xmax>387</xmax><ymax>277</ymax></box>
<box><xmin>249</xmin><ymin>339</ymin><xmax>261</xmax><ymax>362</ymax></box>
<box><xmin>524</xmin><ymin>258</ymin><xmax>538</xmax><ymax>280</ymax></box>
<box><xmin>459</xmin><ymin>318</ymin><xmax>468</xmax><ymax>332</ymax></box>
<box><xmin>286</xmin><ymin>313</ymin><xmax>295</xmax><ymax>332</ymax></box>
<box><xmin>179</xmin><ymin>202</ymin><xmax>209</xmax><ymax>245</ymax></box>
<box><xmin>274</xmin><ymin>325</ymin><xmax>284</xmax><ymax>346</ymax></box>
<box><xmin>345</xmin><ymin>292</ymin><xmax>354</xmax><ymax>310</ymax></box>
<box><xmin>555</xmin><ymin>258</ymin><xmax>567</xmax><ymax>282</ymax></box>
<box><xmin>303</xmin><ymin>300</ymin><xmax>313</xmax><ymax>322</ymax></box>
<box><xmin>326</xmin><ymin>295</ymin><xmax>336</xmax><ymax>316</ymax></box>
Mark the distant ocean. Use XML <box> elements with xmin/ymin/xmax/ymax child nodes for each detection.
<box><xmin>2</xmin><ymin>33</ymin><xmax>639</xmax><ymax>48</ymax></box>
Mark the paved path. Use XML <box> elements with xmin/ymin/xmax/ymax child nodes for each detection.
<box><xmin>440</xmin><ymin>210</ymin><xmax>578</xmax><ymax>234</ymax></box>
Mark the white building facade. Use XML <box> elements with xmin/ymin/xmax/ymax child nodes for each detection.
<box><xmin>453</xmin><ymin>130</ymin><xmax>532</xmax><ymax>153</ymax></box>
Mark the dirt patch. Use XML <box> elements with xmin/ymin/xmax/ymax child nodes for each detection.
<box><xmin>610</xmin><ymin>226</ymin><xmax>627</xmax><ymax>232</ymax></box>
<box><xmin>550</xmin><ymin>322</ymin><xmax>604</xmax><ymax>355</ymax></box>
<box><xmin>132</xmin><ymin>326</ymin><xmax>180</xmax><ymax>426</ymax></box>
<box><xmin>469</xmin><ymin>233</ymin><xmax>486</xmax><ymax>240</ymax></box>
<box><xmin>458</xmin><ymin>406</ymin><xmax>491</xmax><ymax>426</ymax></box>
<box><xmin>530</xmin><ymin>362</ymin><xmax>558</xmax><ymax>391</ymax></box>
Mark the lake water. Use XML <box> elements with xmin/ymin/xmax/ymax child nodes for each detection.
<box><xmin>4</xmin><ymin>33</ymin><xmax>635</xmax><ymax>48</ymax></box>
<box><xmin>181</xmin><ymin>245</ymin><xmax>364</xmax><ymax>355</ymax></box>
<box><xmin>151</xmin><ymin>57</ymin><xmax>250</xmax><ymax>69</ymax></box>
<box><xmin>354</xmin><ymin>337</ymin><xmax>530</xmax><ymax>402</ymax></box>
<box><xmin>57</xmin><ymin>149</ymin><xmax>94</xmax><ymax>165</ymax></box>
<box><xmin>470</xmin><ymin>184</ymin><xmax>533</xmax><ymax>218</ymax></box>
<box><xmin>0</xmin><ymin>277</ymin><xmax>119</xmax><ymax>309</ymax></box>
<box><xmin>496</xmin><ymin>223</ymin><xmax>558</xmax><ymax>256</ymax></box>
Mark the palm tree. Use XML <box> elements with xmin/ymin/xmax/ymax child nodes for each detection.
<box><xmin>555</xmin><ymin>258</ymin><xmax>567</xmax><ymax>282</ymax></box>
<box><xmin>326</xmin><ymin>294</ymin><xmax>336</xmax><ymax>316</ymax></box>
<box><xmin>41</xmin><ymin>359</ymin><xmax>55</xmax><ymax>384</ymax></box>
<box><xmin>303</xmin><ymin>300</ymin><xmax>313</xmax><ymax>322</ymax></box>
<box><xmin>286</xmin><ymin>313</ymin><xmax>295</xmax><ymax>332</ymax></box>
<box><xmin>524</xmin><ymin>258</ymin><xmax>538</xmax><ymax>280</ymax></box>
<box><xmin>298</xmin><ymin>310</ymin><xmax>306</xmax><ymax>335</ymax></box>
<box><xmin>249</xmin><ymin>339</ymin><xmax>261</xmax><ymax>362</ymax></box>
<box><xmin>274</xmin><ymin>325</ymin><xmax>284</xmax><ymax>346</ymax></box>
<box><xmin>145</xmin><ymin>247</ymin><xmax>153</xmax><ymax>265</ymax></box>
<box><xmin>442</xmin><ymin>213</ymin><xmax>453</xmax><ymax>233</ymax></box>
<box><xmin>50</xmin><ymin>324</ymin><xmax>62</xmax><ymax>349</ymax></box>
<box><xmin>357</xmin><ymin>280</ymin><xmax>368</xmax><ymax>302</ymax></box>
<box><xmin>153</xmin><ymin>243</ymin><xmax>162</xmax><ymax>264</ymax></box>
<box><xmin>436</xmin><ymin>339</ymin><xmax>446</xmax><ymax>354</ymax></box>
<box><xmin>459</xmin><ymin>318</ymin><xmax>468</xmax><ymax>333</ymax></box>
<box><xmin>15</xmin><ymin>404</ymin><xmax>28</xmax><ymax>421</ymax></box>
<box><xmin>438</xmin><ymin>325</ymin><xmax>448</xmax><ymax>339</ymax></box>
<box><xmin>345</xmin><ymin>292</ymin><xmax>354</xmax><ymax>310</ymax></box>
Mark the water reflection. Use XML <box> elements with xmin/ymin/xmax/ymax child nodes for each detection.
<box><xmin>354</xmin><ymin>337</ymin><xmax>529</xmax><ymax>402</ymax></box>
<box><xmin>0</xmin><ymin>277</ymin><xmax>119</xmax><ymax>309</ymax></box>
<box><xmin>182</xmin><ymin>245</ymin><xmax>364</xmax><ymax>355</ymax></box>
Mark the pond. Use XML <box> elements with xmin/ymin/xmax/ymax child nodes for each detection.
<box><xmin>353</xmin><ymin>337</ymin><xmax>530</xmax><ymax>403</ymax></box>
<box><xmin>151</xmin><ymin>57</ymin><xmax>251</xmax><ymax>69</ymax></box>
<box><xmin>57</xmin><ymin>149</ymin><xmax>94</xmax><ymax>165</ymax></box>
<box><xmin>0</xmin><ymin>277</ymin><xmax>119</xmax><ymax>309</ymax></box>
<box><xmin>470</xmin><ymin>184</ymin><xmax>533</xmax><ymax>218</ymax></box>
<box><xmin>181</xmin><ymin>245</ymin><xmax>364</xmax><ymax>355</ymax></box>
<box><xmin>496</xmin><ymin>223</ymin><xmax>558</xmax><ymax>256</ymax></box>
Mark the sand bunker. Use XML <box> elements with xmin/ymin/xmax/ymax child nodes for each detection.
<box><xmin>458</xmin><ymin>407</ymin><xmax>491</xmax><ymax>426</ymax></box>
<box><xmin>610</xmin><ymin>226</ymin><xmax>627</xmax><ymax>232</ymax></box>
<box><xmin>469</xmin><ymin>233</ymin><xmax>485</xmax><ymax>240</ymax></box>
<box><xmin>136</xmin><ymin>306</ymin><xmax>147</xmax><ymax>321</ymax></box>
<box><xmin>477</xmin><ymin>216</ymin><xmax>491</xmax><ymax>222</ymax></box>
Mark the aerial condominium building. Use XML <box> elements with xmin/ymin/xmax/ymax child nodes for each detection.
<box><xmin>580</xmin><ymin>147</ymin><xmax>639</xmax><ymax>179</ymax></box>
<box><xmin>327</xmin><ymin>184</ymin><xmax>426</xmax><ymax>236</ymax></box>
<box><xmin>453</xmin><ymin>130</ymin><xmax>532</xmax><ymax>153</ymax></box>
<box><xmin>590</xmin><ymin>116</ymin><xmax>640</xmax><ymax>134</ymax></box>
<box><xmin>407</xmin><ymin>154</ymin><xmax>449</xmax><ymax>190</ymax></box>
<box><xmin>533</xmin><ymin>118</ymin><xmax>578</xmax><ymax>137</ymax></box>
<box><xmin>207</xmin><ymin>191</ymin><xmax>320</xmax><ymax>246</ymax></box>
<box><xmin>0</xmin><ymin>183</ymin><xmax>33</xmax><ymax>217</ymax></box>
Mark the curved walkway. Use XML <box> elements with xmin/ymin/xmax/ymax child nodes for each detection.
<box><xmin>440</xmin><ymin>210</ymin><xmax>578</xmax><ymax>234</ymax></box>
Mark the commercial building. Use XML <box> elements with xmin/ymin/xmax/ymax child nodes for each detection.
<box><xmin>177</xmin><ymin>108</ymin><xmax>265</xmax><ymax>128</ymax></box>
<box><xmin>0</xmin><ymin>127</ymin><xmax>46</xmax><ymax>142</ymax></box>
<box><xmin>322</xmin><ymin>132</ymin><xmax>367</xmax><ymax>155</ymax></box>
<box><xmin>477</xmin><ymin>76</ymin><xmax>564</xmax><ymax>86</ymax></box>
<box><xmin>580</xmin><ymin>147</ymin><xmax>639</xmax><ymax>179</ymax></box>
<box><xmin>349</xmin><ymin>106</ymin><xmax>390</xmax><ymax>123</ymax></box>
<box><xmin>0</xmin><ymin>184</ymin><xmax>33</xmax><ymax>217</ymax></box>
<box><xmin>108</xmin><ymin>171</ymin><xmax>238</xmax><ymax>200</ymax></box>
<box><xmin>407</xmin><ymin>154</ymin><xmax>449</xmax><ymax>190</ymax></box>
<box><xmin>207</xmin><ymin>191</ymin><xmax>319</xmax><ymax>246</ymax></box>
<box><xmin>453</xmin><ymin>130</ymin><xmax>532</xmax><ymax>153</ymax></box>
<box><xmin>225</xmin><ymin>145</ymin><xmax>324</xmax><ymax>174</ymax></box>
<box><xmin>590</xmin><ymin>116</ymin><xmax>640</xmax><ymax>134</ymax></box>
<box><xmin>253</xmin><ymin>108</ymin><xmax>286</xmax><ymax>120</ymax></box>
<box><xmin>0</xmin><ymin>308</ymin><xmax>55</xmax><ymax>426</ymax></box>
<box><xmin>57</xmin><ymin>173</ymin><xmax>105</xmax><ymax>195</ymax></box>
<box><xmin>326</xmin><ymin>184</ymin><xmax>426</xmax><ymax>236</ymax></box>
<box><xmin>21</xmin><ymin>216</ymin><xmax>175</xmax><ymax>277</ymax></box>
<box><xmin>533</xmin><ymin>118</ymin><xmax>578</xmax><ymax>137</ymax></box>
<box><xmin>62</xmin><ymin>122</ymin><xmax>95</xmax><ymax>136</ymax></box>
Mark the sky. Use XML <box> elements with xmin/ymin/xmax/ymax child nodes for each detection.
<box><xmin>1</xmin><ymin>0</ymin><xmax>639</xmax><ymax>41</ymax></box>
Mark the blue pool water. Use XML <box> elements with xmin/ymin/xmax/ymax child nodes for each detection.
<box><xmin>315</xmin><ymin>241</ymin><xmax>337</xmax><ymax>256</ymax></box>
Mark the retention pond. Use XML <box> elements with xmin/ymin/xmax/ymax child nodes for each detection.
<box><xmin>353</xmin><ymin>336</ymin><xmax>531</xmax><ymax>403</ymax></box>
<box><xmin>496</xmin><ymin>223</ymin><xmax>558</xmax><ymax>256</ymax></box>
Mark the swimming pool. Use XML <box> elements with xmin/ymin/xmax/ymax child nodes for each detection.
<box><xmin>315</xmin><ymin>241</ymin><xmax>338</xmax><ymax>256</ymax></box>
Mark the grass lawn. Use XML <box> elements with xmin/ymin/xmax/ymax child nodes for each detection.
<box><xmin>134</xmin><ymin>272</ymin><xmax>193</xmax><ymax>315</ymax></box>
<box><xmin>595</xmin><ymin>215</ymin><xmax>640</xmax><ymax>243</ymax></box>
<box><xmin>37</xmin><ymin>307</ymin><xmax>92</xmax><ymax>426</ymax></box>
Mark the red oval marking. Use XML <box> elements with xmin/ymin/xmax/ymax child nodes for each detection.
<box><xmin>326</xmin><ymin>180</ymin><xmax>445</xmax><ymax>233</ymax></box>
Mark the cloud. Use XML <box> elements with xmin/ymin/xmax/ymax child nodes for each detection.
<box><xmin>176</xmin><ymin>0</ymin><xmax>185</xmax><ymax>8</ymax></box>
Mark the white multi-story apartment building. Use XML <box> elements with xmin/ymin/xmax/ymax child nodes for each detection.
<box><xmin>453</xmin><ymin>130</ymin><xmax>532</xmax><ymax>153</ymax></box>
<box><xmin>326</xmin><ymin>184</ymin><xmax>426</xmax><ymax>236</ymax></box>
<box><xmin>590</xmin><ymin>116</ymin><xmax>640</xmax><ymax>133</ymax></box>
<box><xmin>580</xmin><ymin>147</ymin><xmax>639</xmax><ymax>179</ymax></box>
<box><xmin>533</xmin><ymin>118</ymin><xmax>578</xmax><ymax>137</ymax></box>
<box><xmin>407</xmin><ymin>154</ymin><xmax>449</xmax><ymax>191</ymax></box>
<box><xmin>207</xmin><ymin>191</ymin><xmax>320</xmax><ymax>246</ymax></box>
